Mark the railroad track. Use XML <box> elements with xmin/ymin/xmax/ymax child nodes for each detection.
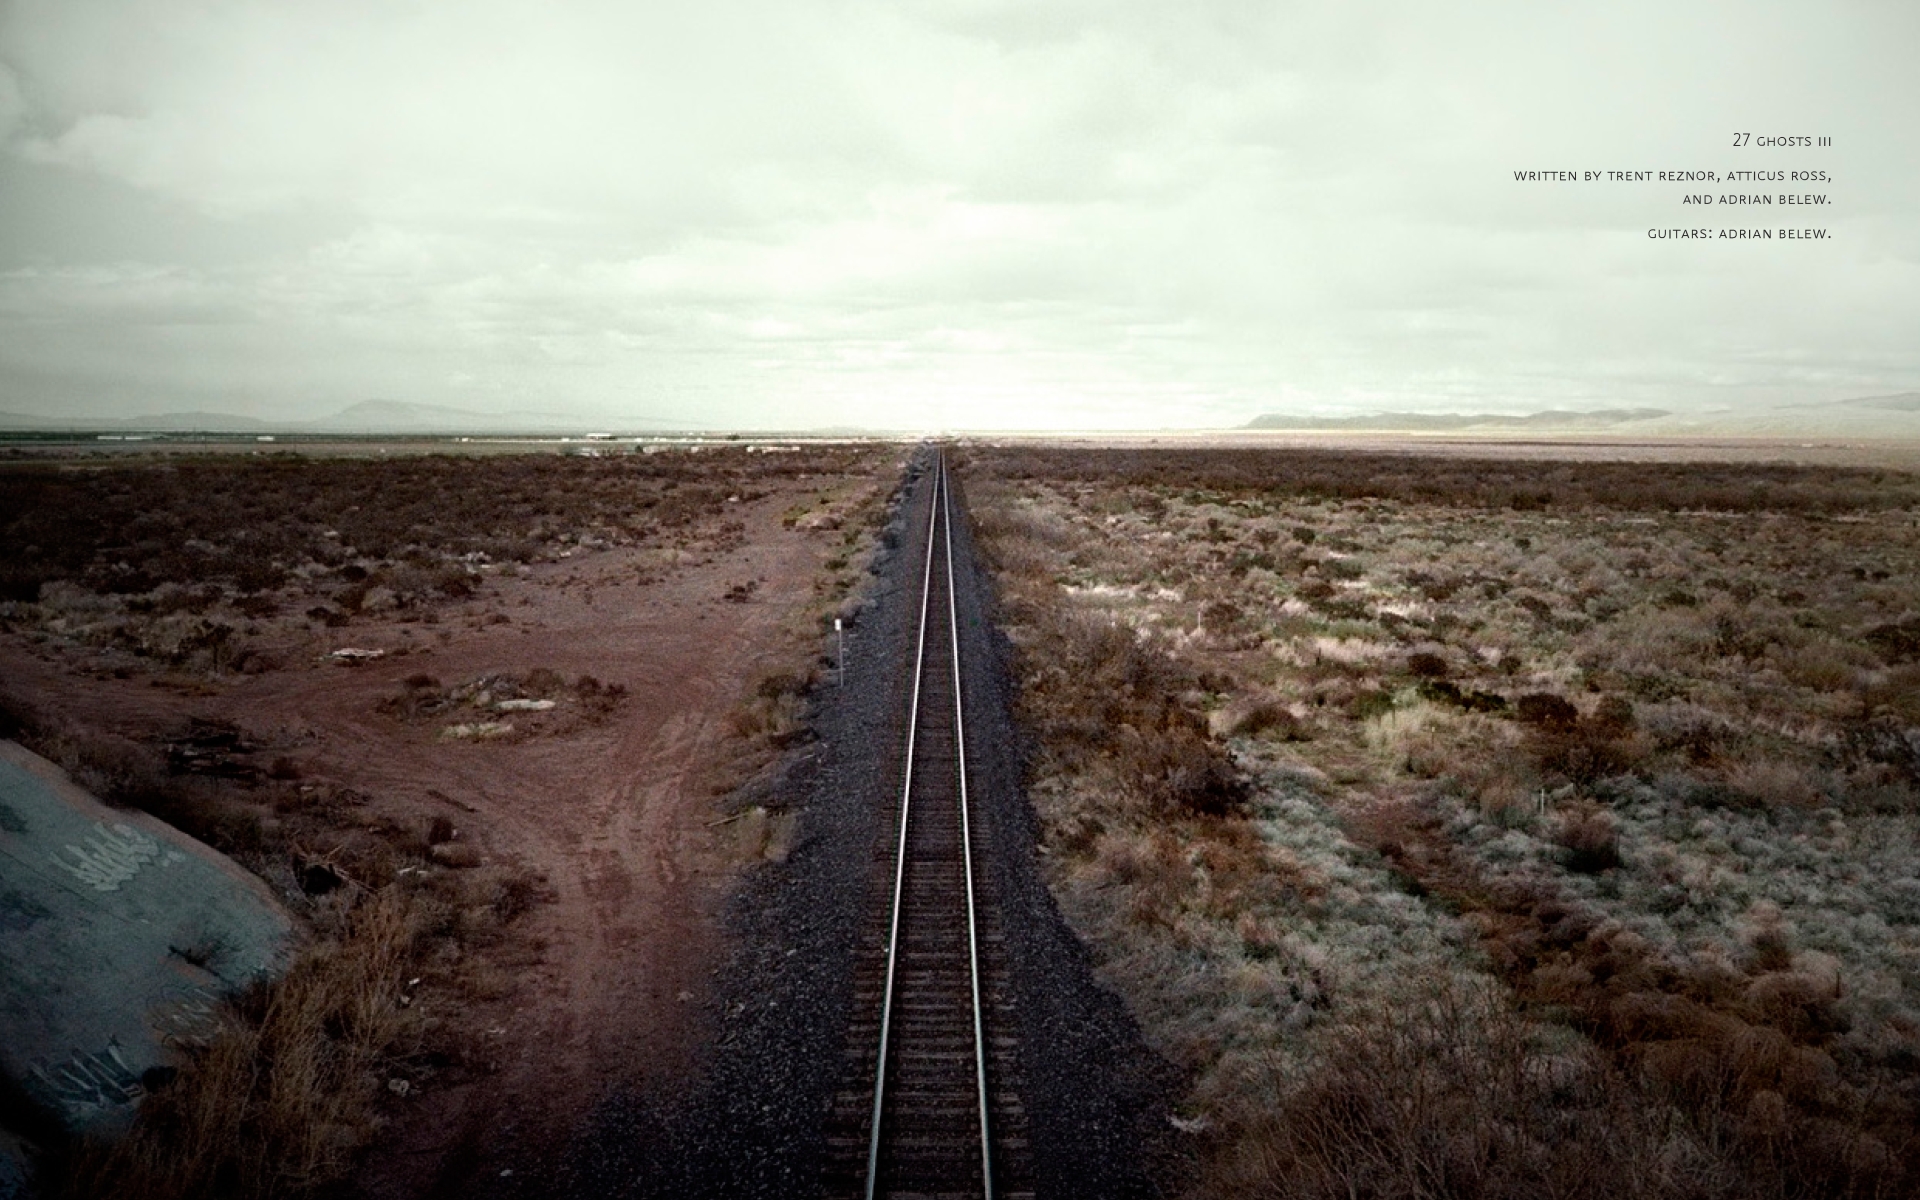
<box><xmin>824</xmin><ymin>455</ymin><xmax>1033</xmax><ymax>1200</ymax></box>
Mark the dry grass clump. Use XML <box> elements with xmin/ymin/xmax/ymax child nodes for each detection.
<box><xmin>959</xmin><ymin>445</ymin><xmax>1920</xmax><ymax>1197</ymax></box>
<box><xmin>56</xmin><ymin>851</ymin><xmax>547</xmax><ymax>1200</ymax></box>
<box><xmin>1</xmin><ymin>687</ymin><xmax>550</xmax><ymax>1198</ymax></box>
<box><xmin>57</xmin><ymin>889</ymin><xmax>421</xmax><ymax>1200</ymax></box>
<box><xmin>725</xmin><ymin>669</ymin><xmax>814</xmax><ymax>750</ymax></box>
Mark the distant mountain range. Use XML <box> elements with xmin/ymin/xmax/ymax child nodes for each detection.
<box><xmin>5</xmin><ymin>392</ymin><xmax>1917</xmax><ymax>438</ymax></box>
<box><xmin>1245</xmin><ymin>407</ymin><xmax>1672</xmax><ymax>431</ymax></box>
<box><xmin>0</xmin><ymin>399</ymin><xmax>705</xmax><ymax>435</ymax></box>
<box><xmin>1846</xmin><ymin>392</ymin><xmax>1920</xmax><ymax>413</ymax></box>
<box><xmin>1243</xmin><ymin>394</ymin><xmax>1920</xmax><ymax>437</ymax></box>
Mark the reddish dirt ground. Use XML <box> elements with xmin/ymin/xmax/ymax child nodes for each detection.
<box><xmin>0</xmin><ymin>463</ymin><xmax>892</xmax><ymax>1192</ymax></box>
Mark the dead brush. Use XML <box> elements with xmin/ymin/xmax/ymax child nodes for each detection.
<box><xmin>1519</xmin><ymin>694</ymin><xmax>1647</xmax><ymax>790</ymax></box>
<box><xmin>1017</xmin><ymin>609</ymin><xmax>1246</xmax><ymax>819</ymax></box>
<box><xmin>1203</xmin><ymin>979</ymin><xmax>1705</xmax><ymax>1200</ymax></box>
<box><xmin>1092</xmin><ymin>829</ymin><xmax>1193</xmax><ymax>929</ymax></box>
<box><xmin>726</xmin><ymin>669</ymin><xmax>812</xmax><ymax>748</ymax></box>
<box><xmin>1318</xmin><ymin>768</ymin><xmax>1919</xmax><ymax>1194</ymax></box>
<box><xmin>1437</xmin><ymin>861</ymin><xmax>1914</xmax><ymax>1195</ymax></box>
<box><xmin>1553</xmin><ymin>801</ymin><xmax>1622</xmax><ymax>874</ymax></box>
<box><xmin>58</xmin><ymin>887</ymin><xmax>427</xmax><ymax>1200</ymax></box>
<box><xmin>963</xmin><ymin>449</ymin><xmax>1920</xmax><ymax>1198</ymax></box>
<box><xmin>1208</xmin><ymin>693</ymin><xmax>1305</xmax><ymax>741</ymax></box>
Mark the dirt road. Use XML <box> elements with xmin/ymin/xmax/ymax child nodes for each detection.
<box><xmin>0</xmin><ymin>466</ymin><xmax>888</xmax><ymax>1194</ymax></box>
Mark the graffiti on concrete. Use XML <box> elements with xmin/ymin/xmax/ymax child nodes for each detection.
<box><xmin>29</xmin><ymin>1040</ymin><xmax>145</xmax><ymax>1121</ymax></box>
<box><xmin>52</xmin><ymin>821</ymin><xmax>165</xmax><ymax>892</ymax></box>
<box><xmin>151</xmin><ymin>984</ymin><xmax>223</xmax><ymax>1050</ymax></box>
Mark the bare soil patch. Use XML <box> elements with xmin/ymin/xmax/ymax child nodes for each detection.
<box><xmin>0</xmin><ymin>444</ymin><xmax>896</xmax><ymax>1195</ymax></box>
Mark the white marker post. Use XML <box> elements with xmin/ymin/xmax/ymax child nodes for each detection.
<box><xmin>835</xmin><ymin>617</ymin><xmax>845</xmax><ymax>686</ymax></box>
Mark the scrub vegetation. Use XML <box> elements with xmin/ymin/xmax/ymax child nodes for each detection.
<box><xmin>0</xmin><ymin>441</ymin><xmax>890</xmax><ymax>1197</ymax></box>
<box><xmin>963</xmin><ymin>444</ymin><xmax>1920</xmax><ymax>1199</ymax></box>
<box><xmin>0</xmin><ymin>443</ymin><xmax>880</xmax><ymax>673</ymax></box>
<box><xmin>0</xmin><ymin>690</ymin><xmax>548</xmax><ymax>1200</ymax></box>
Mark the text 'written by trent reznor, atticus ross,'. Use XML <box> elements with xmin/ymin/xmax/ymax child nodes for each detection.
<box><xmin>1513</xmin><ymin>132</ymin><xmax>1834</xmax><ymax>242</ymax></box>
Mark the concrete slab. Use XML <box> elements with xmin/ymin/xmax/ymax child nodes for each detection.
<box><xmin>0</xmin><ymin>740</ymin><xmax>292</xmax><ymax>1135</ymax></box>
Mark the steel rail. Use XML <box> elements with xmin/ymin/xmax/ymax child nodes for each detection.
<box><xmin>864</xmin><ymin>454</ymin><xmax>943</xmax><ymax>1199</ymax></box>
<box><xmin>862</xmin><ymin>453</ymin><xmax>994</xmax><ymax>1198</ymax></box>
<box><xmin>942</xmin><ymin>457</ymin><xmax>995</xmax><ymax>1198</ymax></box>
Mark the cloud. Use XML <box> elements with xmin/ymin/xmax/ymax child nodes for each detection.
<box><xmin>0</xmin><ymin>64</ymin><xmax>22</xmax><ymax>143</ymax></box>
<box><xmin>0</xmin><ymin>0</ymin><xmax>1915</xmax><ymax>428</ymax></box>
<box><xmin>6</xmin><ymin>1</ymin><xmax>889</xmax><ymax>224</ymax></box>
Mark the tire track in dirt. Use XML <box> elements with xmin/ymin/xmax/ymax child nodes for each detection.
<box><xmin>0</xmin><ymin>474</ymin><xmax>883</xmax><ymax>1198</ymax></box>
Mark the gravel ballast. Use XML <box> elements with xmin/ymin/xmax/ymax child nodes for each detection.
<box><xmin>558</xmin><ymin>448</ymin><xmax>1179</xmax><ymax>1198</ymax></box>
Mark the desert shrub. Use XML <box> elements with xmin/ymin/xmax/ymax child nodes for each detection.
<box><xmin>1141</xmin><ymin>733</ymin><xmax>1248</xmax><ymax>817</ymax></box>
<box><xmin>1018</xmin><ymin>611</ymin><xmax>1245</xmax><ymax>818</ymax></box>
<box><xmin>1419</xmin><ymin>679</ymin><xmax>1509</xmax><ymax>713</ymax></box>
<box><xmin>1207</xmin><ymin>982</ymin><xmax>1715</xmax><ymax>1200</ymax></box>
<box><xmin>572</xmin><ymin>674</ymin><xmax>628</xmax><ymax>716</ymax></box>
<box><xmin>1724</xmin><ymin>759</ymin><xmax>1826</xmax><ymax>809</ymax></box>
<box><xmin>1093</xmin><ymin>829</ymin><xmax>1194</xmax><ymax>929</ymax></box>
<box><xmin>0</xmin><ymin>445</ymin><xmax>887</xmax><ymax>666</ymax></box>
<box><xmin>1530</xmin><ymin>722</ymin><xmax>1642</xmax><ymax>789</ymax></box>
<box><xmin>227</xmin><ymin>559</ymin><xmax>288</xmax><ymax>595</ymax></box>
<box><xmin>0</xmin><ymin>561</ymin><xmax>50</xmax><ymax>601</ymax></box>
<box><xmin>1407</xmin><ymin>651</ymin><xmax>1449</xmax><ymax>678</ymax></box>
<box><xmin>1516</xmin><ymin>692</ymin><xmax>1580</xmax><ymax>729</ymax></box>
<box><xmin>755</xmin><ymin>671</ymin><xmax>809</xmax><ymax>701</ymax></box>
<box><xmin>1591</xmin><ymin>694</ymin><xmax>1635</xmax><ymax>731</ymax></box>
<box><xmin>1345</xmin><ymin>688</ymin><xmax>1395</xmax><ymax>721</ymax></box>
<box><xmin>1864</xmin><ymin>617</ymin><xmax>1920</xmax><ymax>664</ymax></box>
<box><xmin>1210</xmin><ymin>694</ymin><xmax>1304</xmax><ymax>741</ymax></box>
<box><xmin>961</xmin><ymin>447</ymin><xmax>1920</xmax><ymax>1199</ymax></box>
<box><xmin>1640</xmin><ymin>702</ymin><xmax>1737</xmax><ymax>765</ymax></box>
<box><xmin>1554</xmin><ymin>802</ymin><xmax>1623</xmax><ymax>873</ymax></box>
<box><xmin>727</xmin><ymin>669</ymin><xmax>810</xmax><ymax>749</ymax></box>
<box><xmin>1841</xmin><ymin>717</ymin><xmax>1920</xmax><ymax>789</ymax></box>
<box><xmin>972</xmin><ymin>445</ymin><xmax>1920</xmax><ymax>516</ymax></box>
<box><xmin>1200</xmin><ymin>599</ymin><xmax>1245</xmax><ymax>635</ymax></box>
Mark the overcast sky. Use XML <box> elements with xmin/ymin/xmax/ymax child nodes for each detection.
<box><xmin>1</xmin><ymin>0</ymin><xmax>1915</xmax><ymax>431</ymax></box>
